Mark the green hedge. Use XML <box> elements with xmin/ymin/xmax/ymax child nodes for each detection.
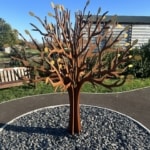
<box><xmin>127</xmin><ymin>40</ymin><xmax>150</xmax><ymax>78</ymax></box>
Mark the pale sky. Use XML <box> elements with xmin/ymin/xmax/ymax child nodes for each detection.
<box><xmin>1</xmin><ymin>0</ymin><xmax>150</xmax><ymax>42</ymax></box>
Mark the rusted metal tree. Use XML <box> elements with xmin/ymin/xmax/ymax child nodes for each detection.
<box><xmin>12</xmin><ymin>1</ymin><xmax>137</xmax><ymax>135</ymax></box>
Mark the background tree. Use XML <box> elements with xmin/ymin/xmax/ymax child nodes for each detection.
<box><xmin>0</xmin><ymin>18</ymin><xmax>18</xmax><ymax>47</ymax></box>
<box><xmin>12</xmin><ymin>1</ymin><xmax>137</xmax><ymax>135</ymax></box>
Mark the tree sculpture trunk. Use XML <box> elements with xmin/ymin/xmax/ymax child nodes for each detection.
<box><xmin>68</xmin><ymin>86</ymin><xmax>81</xmax><ymax>135</ymax></box>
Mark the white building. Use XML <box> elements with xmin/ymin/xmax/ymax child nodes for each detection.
<box><xmin>105</xmin><ymin>16</ymin><xmax>150</xmax><ymax>47</ymax></box>
<box><xmin>83</xmin><ymin>15</ymin><xmax>150</xmax><ymax>48</ymax></box>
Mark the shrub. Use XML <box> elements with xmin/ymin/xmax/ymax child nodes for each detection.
<box><xmin>127</xmin><ymin>40</ymin><xmax>150</xmax><ymax>78</ymax></box>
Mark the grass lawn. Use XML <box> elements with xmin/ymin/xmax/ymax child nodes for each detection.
<box><xmin>1</xmin><ymin>50</ymin><xmax>150</xmax><ymax>102</ymax></box>
<box><xmin>0</xmin><ymin>78</ymin><xmax>150</xmax><ymax>103</ymax></box>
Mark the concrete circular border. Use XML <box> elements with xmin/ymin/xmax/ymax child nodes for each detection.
<box><xmin>0</xmin><ymin>104</ymin><xmax>150</xmax><ymax>134</ymax></box>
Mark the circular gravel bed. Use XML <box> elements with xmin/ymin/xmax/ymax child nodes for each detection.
<box><xmin>0</xmin><ymin>105</ymin><xmax>150</xmax><ymax>149</ymax></box>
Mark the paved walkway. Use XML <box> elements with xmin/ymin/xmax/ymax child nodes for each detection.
<box><xmin>0</xmin><ymin>87</ymin><xmax>150</xmax><ymax>130</ymax></box>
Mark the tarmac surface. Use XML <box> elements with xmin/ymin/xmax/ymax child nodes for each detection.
<box><xmin>0</xmin><ymin>87</ymin><xmax>150</xmax><ymax>130</ymax></box>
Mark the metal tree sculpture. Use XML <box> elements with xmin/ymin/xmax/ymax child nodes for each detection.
<box><xmin>12</xmin><ymin>1</ymin><xmax>137</xmax><ymax>135</ymax></box>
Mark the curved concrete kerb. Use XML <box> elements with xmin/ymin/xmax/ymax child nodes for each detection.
<box><xmin>0</xmin><ymin>104</ymin><xmax>149</xmax><ymax>134</ymax></box>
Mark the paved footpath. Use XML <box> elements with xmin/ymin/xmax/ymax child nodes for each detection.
<box><xmin>0</xmin><ymin>87</ymin><xmax>150</xmax><ymax>130</ymax></box>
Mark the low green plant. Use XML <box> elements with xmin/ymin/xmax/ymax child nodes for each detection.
<box><xmin>126</xmin><ymin>40</ymin><xmax>150</xmax><ymax>78</ymax></box>
<box><xmin>0</xmin><ymin>82</ymin><xmax>54</xmax><ymax>103</ymax></box>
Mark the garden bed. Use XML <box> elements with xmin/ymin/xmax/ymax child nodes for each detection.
<box><xmin>0</xmin><ymin>105</ymin><xmax>149</xmax><ymax>149</ymax></box>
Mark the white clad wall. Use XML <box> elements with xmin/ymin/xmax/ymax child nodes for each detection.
<box><xmin>83</xmin><ymin>22</ymin><xmax>150</xmax><ymax>50</ymax></box>
<box><xmin>112</xmin><ymin>24</ymin><xmax>130</xmax><ymax>46</ymax></box>
<box><xmin>131</xmin><ymin>25</ymin><xmax>150</xmax><ymax>47</ymax></box>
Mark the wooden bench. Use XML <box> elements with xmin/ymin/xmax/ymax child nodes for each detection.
<box><xmin>0</xmin><ymin>67</ymin><xmax>31</xmax><ymax>89</ymax></box>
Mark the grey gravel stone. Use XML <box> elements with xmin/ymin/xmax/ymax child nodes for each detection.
<box><xmin>0</xmin><ymin>105</ymin><xmax>150</xmax><ymax>149</ymax></box>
